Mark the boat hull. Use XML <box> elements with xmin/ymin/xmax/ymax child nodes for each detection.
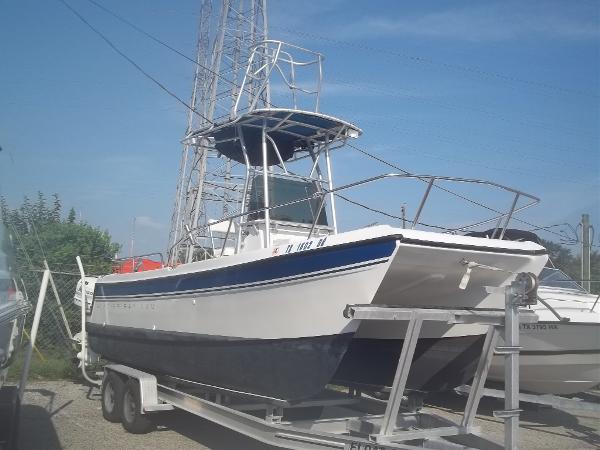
<box><xmin>489</xmin><ymin>322</ymin><xmax>600</xmax><ymax>394</ymax></box>
<box><xmin>0</xmin><ymin>302</ymin><xmax>29</xmax><ymax>389</ymax></box>
<box><xmin>88</xmin><ymin>325</ymin><xmax>353</xmax><ymax>400</ymax></box>
<box><xmin>88</xmin><ymin>236</ymin><xmax>398</xmax><ymax>401</ymax></box>
<box><xmin>334</xmin><ymin>229</ymin><xmax>547</xmax><ymax>392</ymax></box>
<box><xmin>333</xmin><ymin>334</ymin><xmax>486</xmax><ymax>392</ymax></box>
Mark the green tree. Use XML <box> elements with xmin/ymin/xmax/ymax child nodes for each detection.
<box><xmin>541</xmin><ymin>238</ymin><xmax>599</xmax><ymax>295</ymax></box>
<box><xmin>67</xmin><ymin>207</ymin><xmax>76</xmax><ymax>224</ymax></box>
<box><xmin>0</xmin><ymin>193</ymin><xmax>120</xmax><ymax>274</ymax></box>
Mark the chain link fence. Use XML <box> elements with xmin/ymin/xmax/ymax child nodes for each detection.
<box><xmin>14</xmin><ymin>269</ymin><xmax>82</xmax><ymax>379</ymax></box>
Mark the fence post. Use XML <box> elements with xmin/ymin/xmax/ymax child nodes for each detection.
<box><xmin>43</xmin><ymin>260</ymin><xmax>75</xmax><ymax>343</ymax></box>
<box><xmin>19</xmin><ymin>269</ymin><xmax>50</xmax><ymax>400</ymax></box>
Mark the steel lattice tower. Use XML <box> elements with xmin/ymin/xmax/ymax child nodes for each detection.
<box><xmin>168</xmin><ymin>0</ymin><xmax>269</xmax><ymax>264</ymax></box>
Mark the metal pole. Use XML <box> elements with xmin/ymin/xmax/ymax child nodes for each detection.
<box><xmin>498</xmin><ymin>193</ymin><xmax>520</xmax><ymax>240</ymax></box>
<box><xmin>43</xmin><ymin>259</ymin><xmax>74</xmax><ymax>342</ymax></box>
<box><xmin>461</xmin><ymin>325</ymin><xmax>499</xmax><ymax>428</ymax></box>
<box><xmin>411</xmin><ymin>178</ymin><xmax>435</xmax><ymax>229</ymax></box>
<box><xmin>504</xmin><ymin>281</ymin><xmax>520</xmax><ymax>450</ymax></box>
<box><xmin>19</xmin><ymin>269</ymin><xmax>50</xmax><ymax>400</ymax></box>
<box><xmin>401</xmin><ymin>204</ymin><xmax>406</xmax><ymax>229</ymax></box>
<box><xmin>76</xmin><ymin>256</ymin><xmax>101</xmax><ymax>386</ymax></box>
<box><xmin>581</xmin><ymin>214</ymin><xmax>591</xmax><ymax>292</ymax></box>
<box><xmin>261</xmin><ymin>120</ymin><xmax>271</xmax><ymax>247</ymax></box>
<box><xmin>379</xmin><ymin>314</ymin><xmax>423</xmax><ymax>437</ymax></box>
<box><xmin>324</xmin><ymin>146</ymin><xmax>338</xmax><ymax>234</ymax></box>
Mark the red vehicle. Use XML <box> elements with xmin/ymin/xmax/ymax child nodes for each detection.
<box><xmin>112</xmin><ymin>254</ymin><xmax>163</xmax><ymax>274</ymax></box>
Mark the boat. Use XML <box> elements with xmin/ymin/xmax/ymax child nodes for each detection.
<box><xmin>488</xmin><ymin>266</ymin><xmax>600</xmax><ymax>394</ymax></box>
<box><xmin>0</xmin><ymin>224</ymin><xmax>30</xmax><ymax>450</ymax></box>
<box><xmin>0</xmin><ymin>271</ymin><xmax>27</xmax><ymax>389</ymax></box>
<box><xmin>0</xmin><ymin>223</ymin><xmax>29</xmax><ymax>391</ymax></box>
<box><xmin>83</xmin><ymin>40</ymin><xmax>548</xmax><ymax>402</ymax></box>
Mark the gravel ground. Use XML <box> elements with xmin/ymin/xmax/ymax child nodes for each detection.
<box><xmin>19</xmin><ymin>380</ymin><xmax>600</xmax><ymax>450</ymax></box>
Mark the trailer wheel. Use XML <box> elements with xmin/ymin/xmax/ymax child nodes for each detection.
<box><xmin>121</xmin><ymin>379</ymin><xmax>155</xmax><ymax>434</ymax></box>
<box><xmin>101</xmin><ymin>372</ymin><xmax>124</xmax><ymax>423</ymax></box>
<box><xmin>0</xmin><ymin>385</ymin><xmax>21</xmax><ymax>450</ymax></box>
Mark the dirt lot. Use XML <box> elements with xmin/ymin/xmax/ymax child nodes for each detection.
<box><xmin>19</xmin><ymin>381</ymin><xmax>600</xmax><ymax>450</ymax></box>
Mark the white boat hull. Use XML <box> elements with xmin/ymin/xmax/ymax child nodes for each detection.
<box><xmin>489</xmin><ymin>284</ymin><xmax>600</xmax><ymax>395</ymax></box>
<box><xmin>89</xmin><ymin>233</ymin><xmax>397</xmax><ymax>400</ymax></box>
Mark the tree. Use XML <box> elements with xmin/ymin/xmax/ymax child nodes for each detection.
<box><xmin>541</xmin><ymin>238</ymin><xmax>599</xmax><ymax>295</ymax></box>
<box><xmin>0</xmin><ymin>193</ymin><xmax>120</xmax><ymax>275</ymax></box>
<box><xmin>67</xmin><ymin>208</ymin><xmax>76</xmax><ymax>224</ymax></box>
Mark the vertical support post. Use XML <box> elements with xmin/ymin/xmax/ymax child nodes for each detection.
<box><xmin>498</xmin><ymin>193</ymin><xmax>520</xmax><ymax>240</ymax></box>
<box><xmin>401</xmin><ymin>204</ymin><xmax>406</xmax><ymax>229</ymax></box>
<box><xmin>43</xmin><ymin>259</ymin><xmax>74</xmax><ymax>342</ymax></box>
<box><xmin>19</xmin><ymin>270</ymin><xmax>50</xmax><ymax>400</ymax></box>
<box><xmin>236</xmin><ymin>125</ymin><xmax>252</xmax><ymax>254</ymax></box>
<box><xmin>504</xmin><ymin>282</ymin><xmax>520</xmax><ymax>450</ymax></box>
<box><xmin>581</xmin><ymin>213</ymin><xmax>591</xmax><ymax>292</ymax></box>
<box><xmin>379</xmin><ymin>314</ymin><xmax>423</xmax><ymax>437</ymax></box>
<box><xmin>76</xmin><ymin>256</ymin><xmax>101</xmax><ymax>386</ymax></box>
<box><xmin>461</xmin><ymin>325</ymin><xmax>499</xmax><ymax>428</ymax></box>
<box><xmin>324</xmin><ymin>145</ymin><xmax>338</xmax><ymax>234</ymax></box>
<box><xmin>261</xmin><ymin>120</ymin><xmax>271</xmax><ymax>247</ymax></box>
<box><xmin>411</xmin><ymin>178</ymin><xmax>434</xmax><ymax>229</ymax></box>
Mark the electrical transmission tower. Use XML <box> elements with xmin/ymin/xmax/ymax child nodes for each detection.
<box><xmin>168</xmin><ymin>0</ymin><xmax>269</xmax><ymax>264</ymax></box>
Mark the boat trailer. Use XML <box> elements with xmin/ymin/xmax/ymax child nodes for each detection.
<box><xmin>96</xmin><ymin>273</ymin><xmax>538</xmax><ymax>450</ymax></box>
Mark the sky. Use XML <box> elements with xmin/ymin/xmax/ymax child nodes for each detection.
<box><xmin>0</xmin><ymin>0</ymin><xmax>598</xmax><ymax>257</ymax></box>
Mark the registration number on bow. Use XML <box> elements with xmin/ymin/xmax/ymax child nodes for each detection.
<box><xmin>344</xmin><ymin>442</ymin><xmax>394</xmax><ymax>450</ymax></box>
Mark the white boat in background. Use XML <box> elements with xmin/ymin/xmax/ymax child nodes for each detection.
<box><xmin>0</xmin><ymin>271</ymin><xmax>28</xmax><ymax>390</ymax></box>
<box><xmin>81</xmin><ymin>40</ymin><xmax>548</xmax><ymax>401</ymax></box>
<box><xmin>0</xmin><ymin>225</ymin><xmax>30</xmax><ymax>450</ymax></box>
<box><xmin>489</xmin><ymin>267</ymin><xmax>600</xmax><ymax>395</ymax></box>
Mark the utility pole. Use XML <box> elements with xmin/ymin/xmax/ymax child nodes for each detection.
<box><xmin>581</xmin><ymin>214</ymin><xmax>591</xmax><ymax>292</ymax></box>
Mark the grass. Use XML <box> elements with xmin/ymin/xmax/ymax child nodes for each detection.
<box><xmin>7</xmin><ymin>349</ymin><xmax>79</xmax><ymax>381</ymax></box>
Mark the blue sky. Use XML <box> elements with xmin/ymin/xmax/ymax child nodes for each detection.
<box><xmin>0</xmin><ymin>0</ymin><xmax>598</xmax><ymax>256</ymax></box>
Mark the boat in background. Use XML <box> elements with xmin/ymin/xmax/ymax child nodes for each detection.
<box><xmin>0</xmin><ymin>225</ymin><xmax>30</xmax><ymax>450</ymax></box>
<box><xmin>489</xmin><ymin>267</ymin><xmax>600</xmax><ymax>394</ymax></box>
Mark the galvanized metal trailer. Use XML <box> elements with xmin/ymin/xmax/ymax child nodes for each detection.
<box><xmin>97</xmin><ymin>273</ymin><xmax>538</xmax><ymax>450</ymax></box>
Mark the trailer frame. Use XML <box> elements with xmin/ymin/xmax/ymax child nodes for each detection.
<box><xmin>98</xmin><ymin>273</ymin><xmax>538</xmax><ymax>450</ymax></box>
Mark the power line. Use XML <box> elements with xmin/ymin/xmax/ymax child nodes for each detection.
<box><xmin>56</xmin><ymin>0</ymin><xmax>212</xmax><ymax>123</ymax></box>
<box><xmin>335</xmin><ymin>193</ymin><xmax>452</xmax><ymax>232</ymax></box>
<box><xmin>84</xmin><ymin>0</ymin><xmax>277</xmax><ymax>110</ymax></box>
<box><xmin>328</xmin><ymin>78</ymin><xmax>596</xmax><ymax>139</ymax></box>
<box><xmin>354</xmin><ymin>115</ymin><xmax>592</xmax><ymax>171</ymax></box>
<box><xmin>271</xmin><ymin>25</ymin><xmax>599</xmax><ymax>100</ymax></box>
<box><xmin>347</xmin><ymin>142</ymin><xmax>579</xmax><ymax>242</ymax></box>
<box><xmin>343</xmin><ymin>110</ymin><xmax>594</xmax><ymax>168</ymax></box>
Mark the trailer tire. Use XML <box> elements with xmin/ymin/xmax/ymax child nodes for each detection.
<box><xmin>0</xmin><ymin>385</ymin><xmax>20</xmax><ymax>450</ymax></box>
<box><xmin>121</xmin><ymin>379</ymin><xmax>155</xmax><ymax>434</ymax></box>
<box><xmin>102</xmin><ymin>372</ymin><xmax>124</xmax><ymax>423</ymax></box>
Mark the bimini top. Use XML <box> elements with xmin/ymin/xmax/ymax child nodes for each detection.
<box><xmin>183</xmin><ymin>108</ymin><xmax>362</xmax><ymax>166</ymax></box>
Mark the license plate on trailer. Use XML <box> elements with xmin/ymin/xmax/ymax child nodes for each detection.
<box><xmin>344</xmin><ymin>442</ymin><xmax>394</xmax><ymax>450</ymax></box>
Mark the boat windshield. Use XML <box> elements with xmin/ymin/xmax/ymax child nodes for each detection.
<box><xmin>248</xmin><ymin>175</ymin><xmax>328</xmax><ymax>226</ymax></box>
<box><xmin>539</xmin><ymin>267</ymin><xmax>586</xmax><ymax>292</ymax></box>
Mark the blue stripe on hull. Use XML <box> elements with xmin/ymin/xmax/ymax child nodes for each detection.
<box><xmin>96</xmin><ymin>238</ymin><xmax>397</xmax><ymax>298</ymax></box>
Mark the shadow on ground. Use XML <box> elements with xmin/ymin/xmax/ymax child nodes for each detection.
<box><xmin>426</xmin><ymin>391</ymin><xmax>600</xmax><ymax>449</ymax></box>
<box><xmin>150</xmin><ymin>410</ymin><xmax>280</xmax><ymax>450</ymax></box>
<box><xmin>19</xmin><ymin>403</ymin><xmax>62</xmax><ymax>450</ymax></box>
